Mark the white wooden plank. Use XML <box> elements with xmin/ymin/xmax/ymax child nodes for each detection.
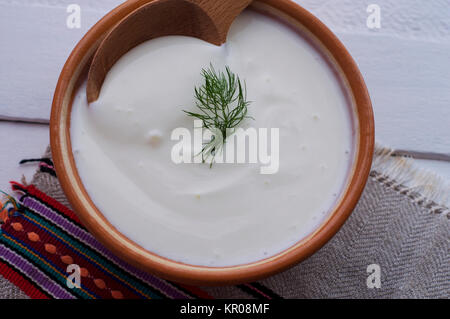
<box><xmin>0</xmin><ymin>122</ymin><xmax>49</xmax><ymax>193</ymax></box>
<box><xmin>338</xmin><ymin>33</ymin><xmax>450</xmax><ymax>154</ymax></box>
<box><xmin>299</xmin><ymin>0</ymin><xmax>450</xmax><ymax>154</ymax></box>
<box><xmin>0</xmin><ymin>0</ymin><xmax>123</xmax><ymax>121</ymax></box>
<box><xmin>300</xmin><ymin>0</ymin><xmax>450</xmax><ymax>43</ymax></box>
<box><xmin>0</xmin><ymin>0</ymin><xmax>449</xmax><ymax>155</ymax></box>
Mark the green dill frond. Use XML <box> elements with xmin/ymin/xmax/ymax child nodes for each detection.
<box><xmin>183</xmin><ymin>64</ymin><xmax>253</xmax><ymax>166</ymax></box>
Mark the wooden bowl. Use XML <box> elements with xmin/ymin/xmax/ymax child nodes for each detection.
<box><xmin>50</xmin><ymin>0</ymin><xmax>374</xmax><ymax>285</ymax></box>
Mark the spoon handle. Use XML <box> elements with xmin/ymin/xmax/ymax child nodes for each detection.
<box><xmin>87</xmin><ymin>0</ymin><xmax>253</xmax><ymax>103</ymax></box>
<box><xmin>189</xmin><ymin>0</ymin><xmax>253</xmax><ymax>43</ymax></box>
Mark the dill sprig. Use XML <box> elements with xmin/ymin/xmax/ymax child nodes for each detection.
<box><xmin>183</xmin><ymin>64</ymin><xmax>252</xmax><ymax>166</ymax></box>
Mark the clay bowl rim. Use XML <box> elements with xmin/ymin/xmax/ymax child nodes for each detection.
<box><xmin>50</xmin><ymin>0</ymin><xmax>374</xmax><ymax>286</ymax></box>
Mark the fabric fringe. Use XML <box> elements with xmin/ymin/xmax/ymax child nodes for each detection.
<box><xmin>372</xmin><ymin>144</ymin><xmax>450</xmax><ymax>215</ymax></box>
<box><xmin>0</xmin><ymin>191</ymin><xmax>22</xmax><ymax>223</ymax></box>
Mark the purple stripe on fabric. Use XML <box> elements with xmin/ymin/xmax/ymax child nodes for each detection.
<box><xmin>0</xmin><ymin>244</ymin><xmax>75</xmax><ymax>299</ymax></box>
<box><xmin>21</xmin><ymin>196</ymin><xmax>189</xmax><ymax>299</ymax></box>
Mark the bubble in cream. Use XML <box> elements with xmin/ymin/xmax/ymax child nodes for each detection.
<box><xmin>146</xmin><ymin>129</ymin><xmax>163</xmax><ymax>147</ymax></box>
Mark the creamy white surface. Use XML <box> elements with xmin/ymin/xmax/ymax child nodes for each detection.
<box><xmin>70</xmin><ymin>11</ymin><xmax>354</xmax><ymax>266</ymax></box>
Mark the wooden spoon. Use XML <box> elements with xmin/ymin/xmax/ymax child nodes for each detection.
<box><xmin>86</xmin><ymin>0</ymin><xmax>253</xmax><ymax>103</ymax></box>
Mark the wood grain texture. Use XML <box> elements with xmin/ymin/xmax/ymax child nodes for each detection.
<box><xmin>339</xmin><ymin>33</ymin><xmax>450</xmax><ymax>155</ymax></box>
<box><xmin>87</xmin><ymin>0</ymin><xmax>252</xmax><ymax>102</ymax></box>
<box><xmin>0</xmin><ymin>0</ymin><xmax>124</xmax><ymax>122</ymax></box>
<box><xmin>0</xmin><ymin>0</ymin><xmax>448</xmax><ymax>154</ymax></box>
<box><xmin>0</xmin><ymin>121</ymin><xmax>49</xmax><ymax>193</ymax></box>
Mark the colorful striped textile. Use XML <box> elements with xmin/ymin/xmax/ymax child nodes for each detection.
<box><xmin>0</xmin><ymin>176</ymin><xmax>281</xmax><ymax>299</ymax></box>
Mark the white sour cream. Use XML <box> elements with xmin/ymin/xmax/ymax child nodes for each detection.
<box><xmin>71</xmin><ymin>11</ymin><xmax>354</xmax><ymax>266</ymax></box>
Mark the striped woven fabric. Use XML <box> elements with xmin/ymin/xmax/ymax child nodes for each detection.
<box><xmin>3</xmin><ymin>151</ymin><xmax>449</xmax><ymax>298</ymax></box>
<box><xmin>0</xmin><ymin>169</ymin><xmax>280</xmax><ymax>299</ymax></box>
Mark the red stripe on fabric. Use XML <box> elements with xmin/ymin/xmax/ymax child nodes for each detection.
<box><xmin>10</xmin><ymin>182</ymin><xmax>157</xmax><ymax>298</ymax></box>
<box><xmin>5</xmin><ymin>215</ymin><xmax>143</xmax><ymax>299</ymax></box>
<box><xmin>0</xmin><ymin>260</ymin><xmax>49</xmax><ymax>299</ymax></box>
<box><xmin>2</xmin><ymin>222</ymin><xmax>100</xmax><ymax>299</ymax></box>
<box><xmin>177</xmin><ymin>284</ymin><xmax>214</xmax><ymax>299</ymax></box>
<box><xmin>243</xmin><ymin>283</ymin><xmax>271</xmax><ymax>299</ymax></box>
<box><xmin>10</xmin><ymin>182</ymin><xmax>81</xmax><ymax>223</ymax></box>
<box><xmin>10</xmin><ymin>181</ymin><xmax>213</xmax><ymax>299</ymax></box>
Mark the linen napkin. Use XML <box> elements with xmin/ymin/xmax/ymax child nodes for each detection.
<box><xmin>0</xmin><ymin>146</ymin><xmax>448</xmax><ymax>298</ymax></box>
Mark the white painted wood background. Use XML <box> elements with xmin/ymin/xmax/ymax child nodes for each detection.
<box><xmin>0</xmin><ymin>0</ymin><xmax>449</xmax><ymax>192</ymax></box>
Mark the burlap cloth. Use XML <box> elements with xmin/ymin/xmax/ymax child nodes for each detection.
<box><xmin>1</xmin><ymin>146</ymin><xmax>449</xmax><ymax>298</ymax></box>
